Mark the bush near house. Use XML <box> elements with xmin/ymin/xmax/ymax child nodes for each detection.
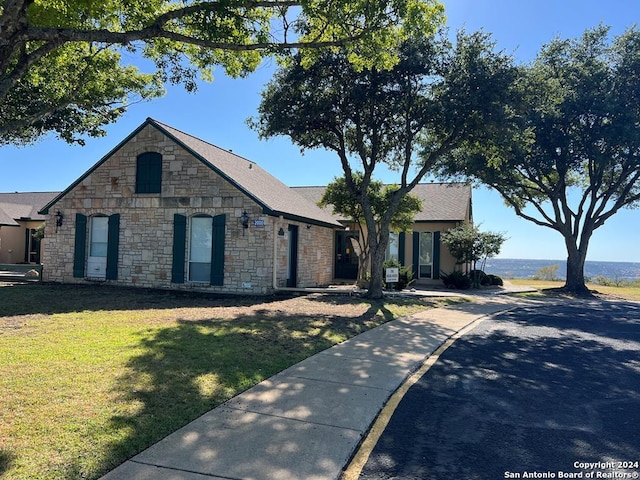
<box><xmin>441</xmin><ymin>269</ymin><xmax>503</xmax><ymax>289</ymax></box>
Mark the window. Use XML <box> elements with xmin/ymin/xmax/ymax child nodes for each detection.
<box><xmin>419</xmin><ymin>232</ymin><xmax>433</xmax><ymax>278</ymax></box>
<box><xmin>90</xmin><ymin>216</ymin><xmax>109</xmax><ymax>258</ymax></box>
<box><xmin>172</xmin><ymin>214</ymin><xmax>225</xmax><ymax>285</ymax></box>
<box><xmin>189</xmin><ymin>216</ymin><xmax>213</xmax><ymax>282</ymax></box>
<box><xmin>135</xmin><ymin>152</ymin><xmax>162</xmax><ymax>193</ymax></box>
<box><xmin>385</xmin><ymin>232</ymin><xmax>399</xmax><ymax>262</ymax></box>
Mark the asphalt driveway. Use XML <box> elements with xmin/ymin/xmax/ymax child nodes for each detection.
<box><xmin>359</xmin><ymin>299</ymin><xmax>640</xmax><ymax>480</ymax></box>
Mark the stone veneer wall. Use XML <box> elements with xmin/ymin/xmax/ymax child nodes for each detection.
<box><xmin>41</xmin><ymin>124</ymin><xmax>334</xmax><ymax>294</ymax></box>
<box><xmin>274</xmin><ymin>223</ymin><xmax>334</xmax><ymax>288</ymax></box>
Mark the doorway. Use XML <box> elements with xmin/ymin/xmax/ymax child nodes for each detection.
<box><xmin>334</xmin><ymin>230</ymin><xmax>359</xmax><ymax>279</ymax></box>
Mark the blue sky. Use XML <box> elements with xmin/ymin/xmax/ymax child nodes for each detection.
<box><xmin>1</xmin><ymin>0</ymin><xmax>639</xmax><ymax>262</ymax></box>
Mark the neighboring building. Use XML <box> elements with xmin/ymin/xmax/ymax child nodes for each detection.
<box><xmin>0</xmin><ymin>192</ymin><xmax>59</xmax><ymax>264</ymax></box>
<box><xmin>39</xmin><ymin>118</ymin><xmax>341</xmax><ymax>294</ymax></box>
<box><xmin>293</xmin><ymin>183</ymin><xmax>473</xmax><ymax>284</ymax></box>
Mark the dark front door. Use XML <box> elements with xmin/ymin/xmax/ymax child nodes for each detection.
<box><xmin>286</xmin><ymin>225</ymin><xmax>298</xmax><ymax>288</ymax></box>
<box><xmin>335</xmin><ymin>230</ymin><xmax>359</xmax><ymax>279</ymax></box>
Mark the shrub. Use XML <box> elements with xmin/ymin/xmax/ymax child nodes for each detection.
<box><xmin>532</xmin><ymin>264</ymin><xmax>560</xmax><ymax>281</ymax></box>
<box><xmin>486</xmin><ymin>274</ymin><xmax>504</xmax><ymax>286</ymax></box>
<box><xmin>469</xmin><ymin>269</ymin><xmax>488</xmax><ymax>286</ymax></box>
<box><xmin>441</xmin><ymin>270</ymin><xmax>472</xmax><ymax>290</ymax></box>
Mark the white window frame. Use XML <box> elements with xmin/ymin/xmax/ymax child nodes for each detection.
<box><xmin>87</xmin><ymin>216</ymin><xmax>108</xmax><ymax>279</ymax></box>
<box><xmin>419</xmin><ymin>231</ymin><xmax>433</xmax><ymax>279</ymax></box>
<box><xmin>188</xmin><ymin>215</ymin><xmax>213</xmax><ymax>283</ymax></box>
<box><xmin>385</xmin><ymin>231</ymin><xmax>400</xmax><ymax>262</ymax></box>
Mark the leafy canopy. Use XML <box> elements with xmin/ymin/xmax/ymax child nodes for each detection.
<box><xmin>436</xmin><ymin>25</ymin><xmax>640</xmax><ymax>293</ymax></box>
<box><xmin>0</xmin><ymin>0</ymin><xmax>444</xmax><ymax>144</ymax></box>
<box><xmin>253</xmin><ymin>30</ymin><xmax>517</xmax><ymax>297</ymax></box>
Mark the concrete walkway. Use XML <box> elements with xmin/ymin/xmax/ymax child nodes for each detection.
<box><xmin>101</xmin><ymin>295</ymin><xmax>525</xmax><ymax>480</ymax></box>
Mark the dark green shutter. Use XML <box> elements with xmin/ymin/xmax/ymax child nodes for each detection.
<box><xmin>210</xmin><ymin>214</ymin><xmax>226</xmax><ymax>286</ymax></box>
<box><xmin>73</xmin><ymin>214</ymin><xmax>87</xmax><ymax>278</ymax></box>
<box><xmin>136</xmin><ymin>152</ymin><xmax>162</xmax><ymax>193</ymax></box>
<box><xmin>412</xmin><ymin>232</ymin><xmax>420</xmax><ymax>279</ymax></box>
<box><xmin>106</xmin><ymin>214</ymin><xmax>120</xmax><ymax>280</ymax></box>
<box><xmin>398</xmin><ymin>232</ymin><xmax>406</xmax><ymax>266</ymax></box>
<box><xmin>433</xmin><ymin>231</ymin><xmax>441</xmax><ymax>280</ymax></box>
<box><xmin>172</xmin><ymin>214</ymin><xmax>187</xmax><ymax>283</ymax></box>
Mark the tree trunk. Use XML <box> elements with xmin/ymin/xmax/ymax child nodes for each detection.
<box><xmin>367</xmin><ymin>247</ymin><xmax>386</xmax><ymax>299</ymax></box>
<box><xmin>563</xmin><ymin>236</ymin><xmax>591</xmax><ymax>296</ymax></box>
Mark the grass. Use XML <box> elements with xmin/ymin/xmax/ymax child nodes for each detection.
<box><xmin>0</xmin><ymin>283</ymin><xmax>459</xmax><ymax>480</ymax></box>
<box><xmin>509</xmin><ymin>278</ymin><xmax>640</xmax><ymax>302</ymax></box>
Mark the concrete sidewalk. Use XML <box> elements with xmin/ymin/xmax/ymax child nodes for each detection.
<box><xmin>101</xmin><ymin>297</ymin><xmax>523</xmax><ymax>480</ymax></box>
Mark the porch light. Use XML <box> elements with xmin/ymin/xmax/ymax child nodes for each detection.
<box><xmin>240</xmin><ymin>210</ymin><xmax>249</xmax><ymax>235</ymax></box>
<box><xmin>54</xmin><ymin>210</ymin><xmax>64</xmax><ymax>232</ymax></box>
<box><xmin>278</xmin><ymin>227</ymin><xmax>285</xmax><ymax>236</ymax></box>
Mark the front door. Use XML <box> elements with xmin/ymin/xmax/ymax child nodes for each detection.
<box><xmin>334</xmin><ymin>230</ymin><xmax>359</xmax><ymax>279</ymax></box>
<box><xmin>87</xmin><ymin>216</ymin><xmax>108</xmax><ymax>280</ymax></box>
<box><xmin>286</xmin><ymin>225</ymin><xmax>298</xmax><ymax>287</ymax></box>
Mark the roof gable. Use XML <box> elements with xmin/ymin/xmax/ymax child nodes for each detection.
<box><xmin>41</xmin><ymin>118</ymin><xmax>341</xmax><ymax>228</ymax></box>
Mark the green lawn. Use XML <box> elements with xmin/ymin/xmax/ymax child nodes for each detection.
<box><xmin>0</xmin><ymin>283</ymin><xmax>456</xmax><ymax>480</ymax></box>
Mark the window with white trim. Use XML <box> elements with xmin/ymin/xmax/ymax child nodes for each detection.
<box><xmin>189</xmin><ymin>216</ymin><xmax>213</xmax><ymax>282</ymax></box>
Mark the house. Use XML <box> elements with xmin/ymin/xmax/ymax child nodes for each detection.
<box><xmin>0</xmin><ymin>191</ymin><xmax>59</xmax><ymax>264</ymax></box>
<box><xmin>38</xmin><ymin>118</ymin><xmax>472</xmax><ymax>293</ymax></box>
<box><xmin>39</xmin><ymin>118</ymin><xmax>341</xmax><ymax>294</ymax></box>
<box><xmin>293</xmin><ymin>182</ymin><xmax>473</xmax><ymax>284</ymax></box>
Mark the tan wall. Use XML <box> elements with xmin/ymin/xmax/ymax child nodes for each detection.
<box><xmin>0</xmin><ymin>220</ymin><xmax>42</xmax><ymax>264</ymax></box>
<box><xmin>407</xmin><ymin>222</ymin><xmax>462</xmax><ymax>285</ymax></box>
<box><xmin>41</xmin><ymin>125</ymin><xmax>334</xmax><ymax>294</ymax></box>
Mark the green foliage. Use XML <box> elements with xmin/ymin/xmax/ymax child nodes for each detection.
<box><xmin>438</xmin><ymin>25</ymin><xmax>640</xmax><ymax>293</ymax></box>
<box><xmin>532</xmin><ymin>264</ymin><xmax>560</xmax><ymax>281</ymax></box>
<box><xmin>1</xmin><ymin>0</ymin><xmax>444</xmax><ymax>144</ymax></box>
<box><xmin>486</xmin><ymin>274</ymin><xmax>503</xmax><ymax>286</ymax></box>
<box><xmin>440</xmin><ymin>270</ymin><xmax>472</xmax><ymax>290</ymax></box>
<box><xmin>440</xmin><ymin>222</ymin><xmax>506</xmax><ymax>266</ymax></box>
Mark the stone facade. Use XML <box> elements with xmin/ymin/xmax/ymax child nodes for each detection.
<box><xmin>41</xmin><ymin>124</ymin><xmax>335</xmax><ymax>294</ymax></box>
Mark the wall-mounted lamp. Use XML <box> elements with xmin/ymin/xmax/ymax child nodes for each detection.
<box><xmin>306</xmin><ymin>224</ymin><xmax>312</xmax><ymax>229</ymax></box>
<box><xmin>278</xmin><ymin>227</ymin><xmax>285</xmax><ymax>236</ymax></box>
<box><xmin>54</xmin><ymin>210</ymin><xmax>64</xmax><ymax>233</ymax></box>
<box><xmin>240</xmin><ymin>210</ymin><xmax>249</xmax><ymax>236</ymax></box>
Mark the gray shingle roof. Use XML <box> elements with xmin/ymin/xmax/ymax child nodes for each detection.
<box><xmin>40</xmin><ymin>119</ymin><xmax>342</xmax><ymax>228</ymax></box>
<box><xmin>292</xmin><ymin>183</ymin><xmax>472</xmax><ymax>223</ymax></box>
<box><xmin>0</xmin><ymin>192</ymin><xmax>60</xmax><ymax>226</ymax></box>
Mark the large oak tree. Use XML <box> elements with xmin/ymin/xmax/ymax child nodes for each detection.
<box><xmin>437</xmin><ymin>26</ymin><xmax>640</xmax><ymax>295</ymax></box>
<box><xmin>0</xmin><ymin>0</ymin><xmax>443</xmax><ymax>144</ymax></box>
<box><xmin>252</xmin><ymin>31</ymin><xmax>518</xmax><ymax>298</ymax></box>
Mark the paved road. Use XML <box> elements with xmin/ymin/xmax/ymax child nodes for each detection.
<box><xmin>359</xmin><ymin>299</ymin><xmax>640</xmax><ymax>480</ymax></box>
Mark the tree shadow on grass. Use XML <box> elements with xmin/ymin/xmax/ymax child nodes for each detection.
<box><xmin>0</xmin><ymin>449</ymin><xmax>15</xmax><ymax>476</ymax></box>
<box><xmin>71</xmin><ymin>307</ymin><xmax>373</xmax><ymax>479</ymax></box>
<box><xmin>0</xmin><ymin>283</ymin><xmax>291</xmax><ymax>317</ymax></box>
